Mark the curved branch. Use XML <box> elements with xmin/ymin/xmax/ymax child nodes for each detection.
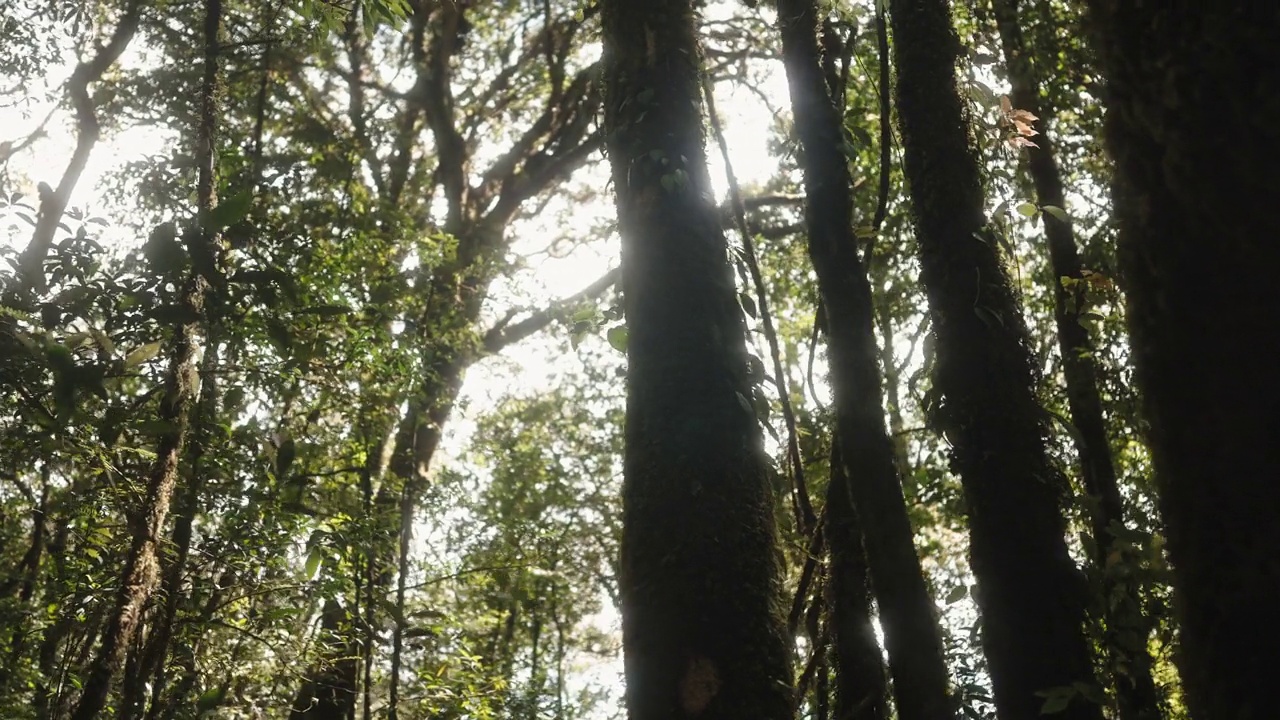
<box><xmin>17</xmin><ymin>0</ymin><xmax>143</xmax><ymax>295</ymax></box>
<box><xmin>482</xmin><ymin>267</ymin><xmax>620</xmax><ymax>353</ymax></box>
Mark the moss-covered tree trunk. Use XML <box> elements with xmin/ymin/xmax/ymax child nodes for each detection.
<box><xmin>776</xmin><ymin>3</ymin><xmax>953</xmax><ymax>719</ymax></box>
<box><xmin>601</xmin><ymin>1</ymin><xmax>793</xmax><ymax>717</ymax></box>
<box><xmin>990</xmin><ymin>2</ymin><xmax>1161</xmax><ymax>718</ymax></box>
<box><xmin>69</xmin><ymin>0</ymin><xmax>224</xmax><ymax>717</ymax></box>
<box><xmin>1087</xmin><ymin>4</ymin><xmax>1280</xmax><ymax>719</ymax></box>
<box><xmin>888</xmin><ymin>0</ymin><xmax>1103</xmax><ymax>718</ymax></box>
<box><xmin>826</xmin><ymin>445</ymin><xmax>890</xmax><ymax>720</ymax></box>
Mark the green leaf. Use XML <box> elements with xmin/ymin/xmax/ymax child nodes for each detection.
<box><xmin>196</xmin><ymin>686</ymin><xmax>227</xmax><ymax>712</ymax></box>
<box><xmin>137</xmin><ymin>419</ymin><xmax>180</xmax><ymax>437</ymax></box>
<box><xmin>606</xmin><ymin>325</ymin><xmax>628</xmax><ymax>353</ymax></box>
<box><xmin>1015</xmin><ymin>202</ymin><xmax>1039</xmax><ymax>218</ymax></box>
<box><xmin>1040</xmin><ymin>694</ymin><xmax>1071</xmax><ymax>715</ymax></box>
<box><xmin>570</xmin><ymin>306</ymin><xmax>597</xmax><ymax>324</ymax></box>
<box><xmin>974</xmin><ymin>306</ymin><xmax>1003</xmax><ymax>328</ymax></box>
<box><xmin>945</xmin><ymin>584</ymin><xmax>968</xmax><ymax>604</ymax></box>
<box><xmin>1072</xmin><ymin>681</ymin><xmax>1106</xmax><ymax>705</ymax></box>
<box><xmin>297</xmin><ymin>304</ymin><xmax>352</xmax><ymax>318</ymax></box>
<box><xmin>208</xmin><ymin>190</ymin><xmax>253</xmax><ymax>230</ymax></box>
<box><xmin>1042</xmin><ymin>205</ymin><xmax>1070</xmax><ymax>223</ymax></box>
<box><xmin>850</xmin><ymin>125</ymin><xmax>873</xmax><ymax>149</ymax></box>
<box><xmin>304</xmin><ymin>547</ymin><xmax>323</xmax><ymax>581</ymax></box>
<box><xmin>124</xmin><ymin>341</ymin><xmax>164</xmax><ymax>369</ymax></box>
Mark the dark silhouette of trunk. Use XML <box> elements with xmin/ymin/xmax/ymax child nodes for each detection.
<box><xmin>69</xmin><ymin>0</ymin><xmax>223</xmax><ymax>716</ymax></box>
<box><xmin>990</xmin><ymin>2</ymin><xmax>1161</xmax><ymax>718</ymax></box>
<box><xmin>887</xmin><ymin>0</ymin><xmax>1104</xmax><ymax>718</ymax></box>
<box><xmin>601</xmin><ymin>0</ymin><xmax>794</xmax><ymax>717</ymax></box>
<box><xmin>1</xmin><ymin>470</ymin><xmax>48</xmax><ymax>684</ymax></box>
<box><xmin>1087</xmin><ymin>4</ymin><xmax>1280</xmax><ymax>720</ymax></box>
<box><xmin>291</xmin><ymin>600</ymin><xmax>359</xmax><ymax>720</ymax></box>
<box><xmin>776</xmin><ymin>3</ymin><xmax>953</xmax><ymax>719</ymax></box>
<box><xmin>826</xmin><ymin>445</ymin><xmax>890</xmax><ymax>720</ymax></box>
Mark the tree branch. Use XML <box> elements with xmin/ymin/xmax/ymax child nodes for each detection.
<box><xmin>409</xmin><ymin>0</ymin><xmax>469</xmax><ymax>230</ymax></box>
<box><xmin>482</xmin><ymin>267</ymin><xmax>620</xmax><ymax>353</ymax></box>
<box><xmin>17</xmin><ymin>0</ymin><xmax>143</xmax><ymax>295</ymax></box>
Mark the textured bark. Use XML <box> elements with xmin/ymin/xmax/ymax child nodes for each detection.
<box><xmin>825</xmin><ymin>446</ymin><xmax>890</xmax><ymax>720</ymax></box>
<box><xmin>68</xmin><ymin>1</ymin><xmax>222</xmax><ymax>716</ymax></box>
<box><xmin>1087</xmin><ymin>4</ymin><xmax>1280</xmax><ymax>720</ymax></box>
<box><xmin>131</xmin><ymin>340</ymin><xmax>222</xmax><ymax>720</ymax></box>
<box><xmin>991</xmin><ymin>2</ymin><xmax>1161</xmax><ymax>718</ymax></box>
<box><xmin>887</xmin><ymin>0</ymin><xmax>1103</xmax><ymax>718</ymax></box>
<box><xmin>776</xmin><ymin>2</ymin><xmax>953</xmax><ymax>719</ymax></box>
<box><xmin>602</xmin><ymin>1</ymin><xmax>794</xmax><ymax>718</ymax></box>
<box><xmin>291</xmin><ymin>600</ymin><xmax>359</xmax><ymax>720</ymax></box>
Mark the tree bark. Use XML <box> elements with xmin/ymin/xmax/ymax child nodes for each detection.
<box><xmin>68</xmin><ymin>0</ymin><xmax>223</xmax><ymax>716</ymax></box>
<box><xmin>1086</xmin><ymin>4</ymin><xmax>1280</xmax><ymax>720</ymax></box>
<box><xmin>775</xmin><ymin>3</ymin><xmax>953</xmax><ymax>719</ymax></box>
<box><xmin>991</xmin><ymin>2</ymin><xmax>1161</xmax><ymax>718</ymax></box>
<box><xmin>601</xmin><ymin>1</ymin><xmax>794</xmax><ymax>718</ymax></box>
<box><xmin>825</xmin><ymin>445</ymin><xmax>890</xmax><ymax>720</ymax></box>
<box><xmin>887</xmin><ymin>0</ymin><xmax>1103</xmax><ymax>718</ymax></box>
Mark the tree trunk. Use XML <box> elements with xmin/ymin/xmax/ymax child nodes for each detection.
<box><xmin>69</xmin><ymin>0</ymin><xmax>223</xmax><ymax>716</ymax></box>
<box><xmin>826</xmin><ymin>445</ymin><xmax>890</xmax><ymax>720</ymax></box>
<box><xmin>990</xmin><ymin>2</ymin><xmax>1161</xmax><ymax>718</ymax></box>
<box><xmin>776</xmin><ymin>3</ymin><xmax>953</xmax><ymax>719</ymax></box>
<box><xmin>1087</xmin><ymin>4</ymin><xmax>1280</xmax><ymax>719</ymax></box>
<box><xmin>601</xmin><ymin>1</ymin><xmax>794</xmax><ymax>718</ymax></box>
<box><xmin>887</xmin><ymin>0</ymin><xmax>1103</xmax><ymax>718</ymax></box>
<box><xmin>291</xmin><ymin>600</ymin><xmax>358</xmax><ymax>720</ymax></box>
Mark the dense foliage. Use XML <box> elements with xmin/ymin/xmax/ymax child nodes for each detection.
<box><xmin>2</xmin><ymin>0</ymin><xmax>1272</xmax><ymax>718</ymax></box>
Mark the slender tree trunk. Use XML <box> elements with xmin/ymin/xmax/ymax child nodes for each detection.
<box><xmin>776</xmin><ymin>2</ymin><xmax>953</xmax><ymax>718</ymax></box>
<box><xmin>887</xmin><ymin>0</ymin><xmax>1104</xmax><ymax>718</ymax></box>
<box><xmin>132</xmin><ymin>338</ymin><xmax>222</xmax><ymax>719</ymax></box>
<box><xmin>601</xmin><ymin>0</ymin><xmax>794</xmax><ymax>717</ymax></box>
<box><xmin>826</xmin><ymin>445</ymin><xmax>890</xmax><ymax>720</ymax></box>
<box><xmin>1086</xmin><ymin>4</ymin><xmax>1280</xmax><ymax>720</ymax></box>
<box><xmin>991</xmin><ymin>2</ymin><xmax>1161</xmax><ymax>718</ymax></box>
<box><xmin>68</xmin><ymin>0</ymin><xmax>223</xmax><ymax>716</ymax></box>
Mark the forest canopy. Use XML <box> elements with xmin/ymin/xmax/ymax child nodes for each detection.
<box><xmin>1</xmin><ymin>0</ymin><xmax>1276</xmax><ymax>719</ymax></box>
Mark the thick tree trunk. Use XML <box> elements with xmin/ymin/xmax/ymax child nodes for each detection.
<box><xmin>601</xmin><ymin>1</ymin><xmax>794</xmax><ymax>718</ymax></box>
<box><xmin>990</xmin><ymin>2</ymin><xmax>1161</xmax><ymax>718</ymax></box>
<box><xmin>776</xmin><ymin>3</ymin><xmax>953</xmax><ymax>719</ymax></box>
<box><xmin>1086</xmin><ymin>4</ymin><xmax>1280</xmax><ymax>720</ymax></box>
<box><xmin>887</xmin><ymin>0</ymin><xmax>1103</xmax><ymax>718</ymax></box>
<box><xmin>825</xmin><ymin>445</ymin><xmax>890</xmax><ymax>720</ymax></box>
<box><xmin>68</xmin><ymin>1</ymin><xmax>223</xmax><ymax>716</ymax></box>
